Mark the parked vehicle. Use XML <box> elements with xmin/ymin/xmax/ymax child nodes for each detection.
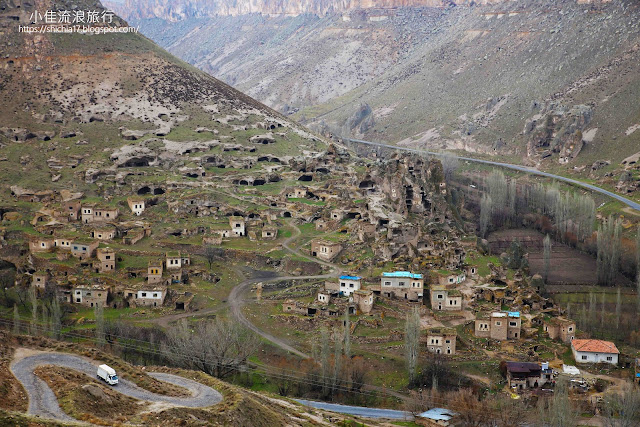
<box><xmin>96</xmin><ymin>364</ymin><xmax>118</xmax><ymax>385</ymax></box>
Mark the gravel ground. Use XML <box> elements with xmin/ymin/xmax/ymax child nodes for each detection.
<box><xmin>10</xmin><ymin>352</ymin><xmax>223</xmax><ymax>422</ymax></box>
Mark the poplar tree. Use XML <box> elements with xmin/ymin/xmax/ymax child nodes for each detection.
<box><xmin>405</xmin><ymin>306</ymin><xmax>421</xmax><ymax>384</ymax></box>
<box><xmin>543</xmin><ymin>234</ymin><xmax>551</xmax><ymax>283</ymax></box>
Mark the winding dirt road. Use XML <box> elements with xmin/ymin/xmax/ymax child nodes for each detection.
<box><xmin>228</xmin><ymin>221</ymin><xmax>343</xmax><ymax>358</ymax></box>
<box><xmin>10</xmin><ymin>349</ymin><xmax>223</xmax><ymax>423</ymax></box>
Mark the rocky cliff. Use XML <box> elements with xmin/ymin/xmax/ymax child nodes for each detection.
<box><xmin>106</xmin><ymin>0</ymin><xmax>611</xmax><ymax>21</ymax></box>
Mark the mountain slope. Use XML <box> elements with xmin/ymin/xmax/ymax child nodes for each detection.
<box><xmin>0</xmin><ymin>0</ymin><xmax>323</xmax><ymax>196</ymax></box>
<box><xmin>109</xmin><ymin>0</ymin><xmax>640</xmax><ymax>177</ymax></box>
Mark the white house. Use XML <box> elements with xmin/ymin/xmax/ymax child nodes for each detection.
<box><xmin>127</xmin><ymin>197</ymin><xmax>145</xmax><ymax>216</ymax></box>
<box><xmin>339</xmin><ymin>275</ymin><xmax>361</xmax><ymax>296</ymax></box>
<box><xmin>571</xmin><ymin>339</ymin><xmax>619</xmax><ymax>365</ymax></box>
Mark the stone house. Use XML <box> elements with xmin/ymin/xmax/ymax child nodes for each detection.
<box><xmin>339</xmin><ymin>275</ymin><xmax>361</xmax><ymax>296</ymax></box>
<box><xmin>229</xmin><ymin>216</ymin><xmax>245</xmax><ymax>237</ymax></box>
<box><xmin>72</xmin><ymin>286</ymin><xmax>108</xmax><ymax>307</ymax></box>
<box><xmin>81</xmin><ymin>204</ymin><xmax>95</xmax><ymax>224</ymax></box>
<box><xmin>70</xmin><ymin>240</ymin><xmax>99</xmax><ymax>260</ymax></box>
<box><xmin>426</xmin><ymin>328</ymin><xmax>457</xmax><ymax>355</ymax></box>
<box><xmin>93</xmin><ymin>207</ymin><xmax>119</xmax><ymax>222</ymax></box>
<box><xmin>543</xmin><ymin>317</ymin><xmax>576</xmax><ymax>344</ymax></box>
<box><xmin>29</xmin><ymin>237</ymin><xmax>55</xmax><ymax>253</ymax></box>
<box><xmin>436</xmin><ymin>271</ymin><xmax>466</xmax><ymax>286</ymax></box>
<box><xmin>572</xmin><ymin>339</ymin><xmax>619</xmax><ymax>365</ymax></box>
<box><xmin>127</xmin><ymin>197</ymin><xmax>145</xmax><ymax>216</ymax></box>
<box><xmin>352</xmin><ymin>289</ymin><xmax>374</xmax><ymax>314</ymax></box>
<box><xmin>54</xmin><ymin>236</ymin><xmax>73</xmax><ymax>251</ymax></box>
<box><xmin>92</xmin><ymin>225</ymin><xmax>116</xmax><ymax>241</ymax></box>
<box><xmin>474</xmin><ymin>312</ymin><xmax>521</xmax><ymax>341</ymax></box>
<box><xmin>125</xmin><ymin>287</ymin><xmax>166</xmax><ymax>307</ymax></box>
<box><xmin>261</xmin><ymin>225</ymin><xmax>277</xmax><ymax>240</ymax></box>
<box><xmin>170</xmin><ymin>270</ymin><xmax>182</xmax><ymax>283</ymax></box>
<box><xmin>32</xmin><ymin>272</ymin><xmax>49</xmax><ymax>289</ymax></box>
<box><xmin>317</xmin><ymin>291</ymin><xmax>332</xmax><ymax>305</ymax></box>
<box><xmin>166</xmin><ymin>251</ymin><xmax>190</xmax><ymax>269</ymax></box>
<box><xmin>311</xmin><ymin>240</ymin><xmax>342</xmax><ymax>262</ymax></box>
<box><xmin>430</xmin><ymin>285</ymin><xmax>462</xmax><ymax>311</ymax></box>
<box><xmin>380</xmin><ymin>271</ymin><xmax>424</xmax><ymax>301</ymax></box>
<box><xmin>148</xmin><ymin>260</ymin><xmax>163</xmax><ymax>283</ymax></box>
<box><xmin>330</xmin><ymin>209</ymin><xmax>344</xmax><ymax>221</ymax></box>
<box><xmin>95</xmin><ymin>248</ymin><xmax>116</xmax><ymax>273</ymax></box>
<box><xmin>62</xmin><ymin>201</ymin><xmax>81</xmax><ymax>221</ymax></box>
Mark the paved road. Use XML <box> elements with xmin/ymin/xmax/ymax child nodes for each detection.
<box><xmin>346</xmin><ymin>138</ymin><xmax>640</xmax><ymax>211</ymax></box>
<box><xmin>295</xmin><ymin>399</ymin><xmax>412</xmax><ymax>420</ymax></box>
<box><xmin>10</xmin><ymin>352</ymin><xmax>223</xmax><ymax>422</ymax></box>
<box><xmin>228</xmin><ymin>221</ymin><xmax>343</xmax><ymax>359</ymax></box>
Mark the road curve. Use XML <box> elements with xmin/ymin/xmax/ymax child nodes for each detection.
<box><xmin>346</xmin><ymin>138</ymin><xmax>640</xmax><ymax>211</ymax></box>
<box><xmin>228</xmin><ymin>221</ymin><xmax>343</xmax><ymax>359</ymax></box>
<box><xmin>10</xmin><ymin>352</ymin><xmax>223</xmax><ymax>422</ymax></box>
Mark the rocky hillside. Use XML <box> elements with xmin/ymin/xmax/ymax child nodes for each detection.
<box><xmin>0</xmin><ymin>0</ymin><xmax>323</xmax><ymax>196</ymax></box>
<box><xmin>110</xmin><ymin>0</ymin><xmax>640</xmax><ymax>180</ymax></box>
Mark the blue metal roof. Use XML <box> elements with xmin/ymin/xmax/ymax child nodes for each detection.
<box><xmin>636</xmin><ymin>373</ymin><xmax>640</xmax><ymax>378</ymax></box>
<box><xmin>417</xmin><ymin>408</ymin><xmax>457</xmax><ymax>421</ymax></box>
<box><xmin>340</xmin><ymin>275</ymin><xmax>362</xmax><ymax>280</ymax></box>
<box><xmin>382</xmin><ymin>271</ymin><xmax>423</xmax><ymax>279</ymax></box>
<box><xmin>508</xmin><ymin>311</ymin><xmax>520</xmax><ymax>318</ymax></box>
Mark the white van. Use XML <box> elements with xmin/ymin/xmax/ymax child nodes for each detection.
<box><xmin>96</xmin><ymin>364</ymin><xmax>118</xmax><ymax>385</ymax></box>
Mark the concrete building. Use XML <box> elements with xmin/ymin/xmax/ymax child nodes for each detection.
<box><xmin>506</xmin><ymin>361</ymin><xmax>553</xmax><ymax>391</ymax></box>
<box><xmin>148</xmin><ymin>260</ymin><xmax>163</xmax><ymax>283</ymax></box>
<box><xmin>437</xmin><ymin>271</ymin><xmax>466</xmax><ymax>286</ymax></box>
<box><xmin>93</xmin><ymin>207</ymin><xmax>119</xmax><ymax>222</ymax></box>
<box><xmin>352</xmin><ymin>289</ymin><xmax>374</xmax><ymax>314</ymax></box>
<box><xmin>572</xmin><ymin>339</ymin><xmax>619</xmax><ymax>365</ymax></box>
<box><xmin>430</xmin><ymin>285</ymin><xmax>462</xmax><ymax>311</ymax></box>
<box><xmin>339</xmin><ymin>275</ymin><xmax>361</xmax><ymax>296</ymax></box>
<box><xmin>380</xmin><ymin>271</ymin><xmax>424</xmax><ymax>301</ymax></box>
<box><xmin>95</xmin><ymin>247</ymin><xmax>116</xmax><ymax>273</ymax></box>
<box><xmin>54</xmin><ymin>236</ymin><xmax>73</xmax><ymax>251</ymax></box>
<box><xmin>73</xmin><ymin>286</ymin><xmax>108</xmax><ymax>307</ymax></box>
<box><xmin>544</xmin><ymin>317</ymin><xmax>576</xmax><ymax>344</ymax></box>
<box><xmin>474</xmin><ymin>312</ymin><xmax>521</xmax><ymax>341</ymax></box>
<box><xmin>229</xmin><ymin>216</ymin><xmax>245</xmax><ymax>237</ymax></box>
<box><xmin>311</xmin><ymin>240</ymin><xmax>342</xmax><ymax>262</ymax></box>
<box><xmin>317</xmin><ymin>291</ymin><xmax>332</xmax><ymax>305</ymax></box>
<box><xmin>127</xmin><ymin>197</ymin><xmax>145</xmax><ymax>216</ymax></box>
<box><xmin>426</xmin><ymin>328</ymin><xmax>457</xmax><ymax>355</ymax></box>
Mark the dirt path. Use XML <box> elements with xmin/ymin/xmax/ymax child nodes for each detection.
<box><xmin>10</xmin><ymin>349</ymin><xmax>223</xmax><ymax>423</ymax></box>
<box><xmin>228</xmin><ymin>221</ymin><xmax>343</xmax><ymax>359</ymax></box>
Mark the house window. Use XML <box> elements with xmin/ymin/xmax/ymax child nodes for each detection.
<box><xmin>349</xmin><ymin>283</ymin><xmax>354</xmax><ymax>288</ymax></box>
<box><xmin>41</xmin><ymin>242</ymin><xmax>45</xmax><ymax>247</ymax></box>
<box><xmin>141</xmin><ymin>293</ymin><xmax>147</xmax><ymax>297</ymax></box>
<box><xmin>76</xmin><ymin>298</ymin><xmax>80</xmax><ymax>303</ymax></box>
<box><xmin>399</xmin><ymin>281</ymin><xmax>405</xmax><ymax>287</ymax></box>
<box><xmin>76</xmin><ymin>291</ymin><xmax>81</xmax><ymax>295</ymax></box>
<box><xmin>496</xmin><ymin>321</ymin><xmax>501</xmax><ymax>326</ymax></box>
<box><xmin>445</xmin><ymin>339</ymin><xmax>450</xmax><ymax>344</ymax></box>
<box><xmin>582</xmin><ymin>355</ymin><xmax>587</xmax><ymax>360</ymax></box>
<box><xmin>153</xmin><ymin>293</ymin><xmax>158</xmax><ymax>298</ymax></box>
<box><xmin>568</xmin><ymin>327</ymin><xmax>573</xmax><ymax>332</ymax></box>
<box><xmin>384</xmin><ymin>281</ymin><xmax>391</xmax><ymax>286</ymax></box>
<box><xmin>437</xmin><ymin>294</ymin><xmax>443</xmax><ymax>299</ymax></box>
<box><xmin>340</xmin><ymin>282</ymin><xmax>345</xmax><ymax>287</ymax></box>
<box><xmin>509</xmin><ymin>322</ymin><xmax>517</xmax><ymax>327</ymax></box>
<box><xmin>606</xmin><ymin>356</ymin><xmax>612</xmax><ymax>361</ymax></box>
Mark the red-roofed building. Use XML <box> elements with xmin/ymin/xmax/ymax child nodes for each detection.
<box><xmin>571</xmin><ymin>339</ymin><xmax>619</xmax><ymax>365</ymax></box>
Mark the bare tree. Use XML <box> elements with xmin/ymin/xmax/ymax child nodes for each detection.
<box><xmin>331</xmin><ymin>327</ymin><xmax>343</xmax><ymax>395</ymax></box>
<box><xmin>13</xmin><ymin>304</ymin><xmax>20</xmax><ymax>335</ymax></box>
<box><xmin>636</xmin><ymin>226</ymin><xmax>640</xmax><ymax>314</ymax></box>
<box><xmin>440</xmin><ymin>153</ymin><xmax>459</xmax><ymax>183</ymax></box>
<box><xmin>602</xmin><ymin>383</ymin><xmax>640</xmax><ymax>427</ymax></box>
<box><xmin>163</xmin><ymin>318</ymin><xmax>258</xmax><ymax>379</ymax></box>
<box><xmin>479</xmin><ymin>194</ymin><xmax>492</xmax><ymax>238</ymax></box>
<box><xmin>50</xmin><ymin>297</ymin><xmax>62</xmax><ymax>340</ymax></box>
<box><xmin>95</xmin><ymin>303</ymin><xmax>105</xmax><ymax>347</ymax></box>
<box><xmin>543</xmin><ymin>234</ymin><xmax>551</xmax><ymax>284</ymax></box>
<box><xmin>203</xmin><ymin>245</ymin><xmax>221</xmax><ymax>270</ymax></box>
<box><xmin>405</xmin><ymin>306</ymin><xmax>420</xmax><ymax>385</ymax></box>
<box><xmin>28</xmin><ymin>286</ymin><xmax>38</xmax><ymax>336</ymax></box>
<box><xmin>343</xmin><ymin>310</ymin><xmax>351</xmax><ymax>358</ymax></box>
<box><xmin>537</xmin><ymin>377</ymin><xmax>577</xmax><ymax>427</ymax></box>
<box><xmin>615</xmin><ymin>288</ymin><xmax>622</xmax><ymax>329</ymax></box>
<box><xmin>319</xmin><ymin>327</ymin><xmax>330</xmax><ymax>396</ymax></box>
